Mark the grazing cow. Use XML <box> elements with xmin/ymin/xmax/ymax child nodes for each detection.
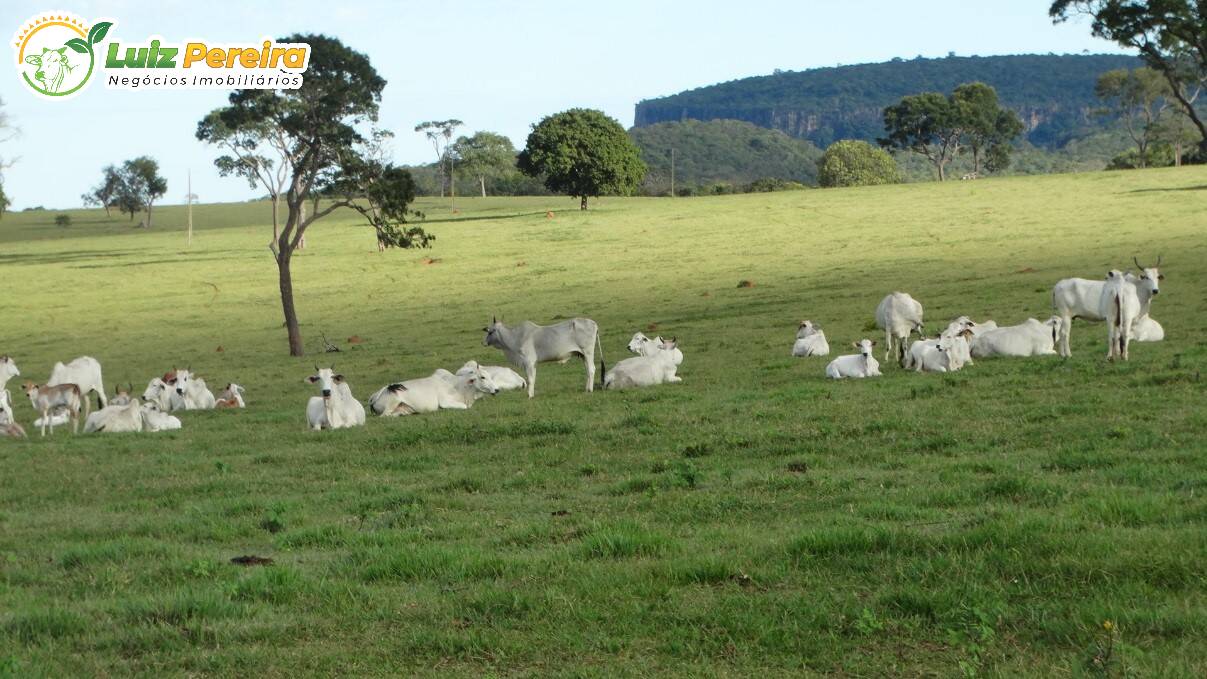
<box><xmin>483</xmin><ymin>317</ymin><xmax>603</xmax><ymax>398</ymax></box>
<box><xmin>605</xmin><ymin>338</ymin><xmax>683</xmax><ymax>389</ymax></box>
<box><xmin>1133</xmin><ymin>315</ymin><xmax>1164</xmax><ymax>342</ymax></box>
<box><xmin>165</xmin><ymin>369</ymin><xmax>216</xmax><ymax>410</ymax></box>
<box><xmin>792</xmin><ymin>321</ymin><xmax>831</xmax><ymax>357</ymax></box>
<box><xmin>456</xmin><ymin>362</ymin><xmax>526</xmax><ymax>391</ymax></box>
<box><xmin>0</xmin><ymin>389</ymin><xmax>27</xmax><ymax>438</ymax></box>
<box><xmin>47</xmin><ymin>356</ymin><xmax>105</xmax><ymax>414</ymax></box>
<box><xmin>368</xmin><ymin>362</ymin><xmax>500</xmax><ymax>416</ymax></box>
<box><xmin>1052</xmin><ymin>256</ymin><xmax>1162</xmax><ymax>356</ymax></box>
<box><xmin>826</xmin><ymin>339</ymin><xmax>882</xmax><ymax>379</ymax></box>
<box><xmin>21</xmin><ymin>382</ymin><xmax>82</xmax><ymax>436</ymax></box>
<box><xmin>628</xmin><ymin>332</ymin><xmax>686</xmax><ymax>365</ymax></box>
<box><xmin>215</xmin><ymin>383</ymin><xmax>246</xmax><ymax>408</ymax></box>
<box><xmin>304</xmin><ymin>366</ymin><xmax>365</xmax><ymax>430</ymax></box>
<box><xmin>25</xmin><ymin>47</ymin><xmax>74</xmax><ymax>93</ymax></box>
<box><xmin>875</xmin><ymin>293</ymin><xmax>925</xmax><ymax>366</ymax></box>
<box><xmin>142</xmin><ymin>378</ymin><xmax>173</xmax><ymax>411</ymax></box>
<box><xmin>84</xmin><ymin>399</ymin><xmax>144</xmax><ymax>434</ymax></box>
<box><xmin>970</xmin><ymin>317</ymin><xmax>1063</xmax><ymax>358</ymax></box>
<box><xmin>140</xmin><ymin>402</ymin><xmax>182</xmax><ymax>432</ymax></box>
<box><xmin>0</xmin><ymin>355</ymin><xmax>19</xmax><ymax>391</ymax></box>
<box><xmin>1100</xmin><ymin>270</ymin><xmax>1141</xmax><ymax>361</ymax></box>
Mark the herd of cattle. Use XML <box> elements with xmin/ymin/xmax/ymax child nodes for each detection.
<box><xmin>0</xmin><ymin>258</ymin><xmax>1165</xmax><ymax>436</ymax></box>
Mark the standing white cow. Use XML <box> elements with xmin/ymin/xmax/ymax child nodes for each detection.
<box><xmin>0</xmin><ymin>355</ymin><xmax>19</xmax><ymax>391</ymax></box>
<box><xmin>1052</xmin><ymin>256</ymin><xmax>1162</xmax><ymax>357</ymax></box>
<box><xmin>628</xmin><ymin>332</ymin><xmax>686</xmax><ymax>366</ymax></box>
<box><xmin>825</xmin><ymin>339</ymin><xmax>882</xmax><ymax>379</ymax></box>
<box><xmin>456</xmin><ymin>362</ymin><xmax>526</xmax><ymax>391</ymax></box>
<box><xmin>368</xmin><ymin>362</ymin><xmax>500</xmax><ymax>416</ymax></box>
<box><xmin>875</xmin><ymin>293</ymin><xmax>924</xmax><ymax>366</ymax></box>
<box><xmin>305</xmin><ymin>366</ymin><xmax>365</xmax><ymax>430</ymax></box>
<box><xmin>970</xmin><ymin>317</ymin><xmax>1063</xmax><ymax>358</ymax></box>
<box><xmin>483</xmin><ymin>317</ymin><xmax>603</xmax><ymax>398</ymax></box>
<box><xmin>791</xmin><ymin>321</ymin><xmax>830</xmax><ymax>357</ymax></box>
<box><xmin>47</xmin><ymin>356</ymin><xmax>105</xmax><ymax>414</ymax></box>
<box><xmin>1100</xmin><ymin>269</ymin><xmax>1141</xmax><ymax>361</ymax></box>
<box><xmin>604</xmin><ymin>338</ymin><xmax>683</xmax><ymax>389</ymax></box>
<box><xmin>164</xmin><ymin>369</ymin><xmax>216</xmax><ymax>410</ymax></box>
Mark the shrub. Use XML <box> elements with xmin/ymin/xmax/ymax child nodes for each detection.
<box><xmin>54</xmin><ymin>214</ymin><xmax>71</xmax><ymax>227</ymax></box>
<box><xmin>817</xmin><ymin>140</ymin><xmax>900</xmax><ymax>187</ymax></box>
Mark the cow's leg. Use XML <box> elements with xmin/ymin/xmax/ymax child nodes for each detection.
<box><xmin>72</xmin><ymin>410</ymin><xmax>79</xmax><ymax>434</ymax></box>
<box><xmin>584</xmin><ymin>351</ymin><xmax>595</xmax><ymax>393</ymax></box>
<box><xmin>41</xmin><ymin>409</ymin><xmax>48</xmax><ymax>437</ymax></box>
<box><xmin>525</xmin><ymin>362</ymin><xmax>537</xmax><ymax>399</ymax></box>
<box><xmin>883</xmin><ymin>329</ymin><xmax>893</xmax><ymax>362</ymax></box>
<box><xmin>1058</xmin><ymin>314</ymin><xmax>1073</xmax><ymax>357</ymax></box>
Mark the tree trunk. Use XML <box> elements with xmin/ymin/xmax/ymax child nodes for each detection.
<box><xmin>936</xmin><ymin>161</ymin><xmax>946</xmax><ymax>182</ymax></box>
<box><xmin>276</xmin><ymin>247</ymin><xmax>304</xmax><ymax>356</ymax></box>
<box><xmin>145</xmin><ymin>203</ymin><xmax>153</xmax><ymax>228</ymax></box>
<box><xmin>479</xmin><ymin>176</ymin><xmax>486</xmax><ymax>198</ymax></box>
<box><xmin>103</xmin><ymin>205</ymin><xmax>110</xmax><ymax>218</ymax></box>
<box><xmin>973</xmin><ymin>147</ymin><xmax>982</xmax><ymax>175</ymax></box>
<box><xmin>270</xmin><ymin>196</ymin><xmax>280</xmax><ymax>244</ymax></box>
<box><xmin>580</xmin><ymin>195</ymin><xmax>588</xmax><ymax>210</ymax></box>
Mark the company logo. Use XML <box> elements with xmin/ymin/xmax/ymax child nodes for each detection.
<box><xmin>14</xmin><ymin>11</ymin><xmax>310</xmax><ymax>101</ymax></box>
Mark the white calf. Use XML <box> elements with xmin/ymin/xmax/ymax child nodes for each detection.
<box><xmin>971</xmin><ymin>317</ymin><xmax>1062</xmax><ymax>358</ymax></box>
<box><xmin>1100</xmin><ymin>269</ymin><xmax>1141</xmax><ymax>361</ymax></box>
<box><xmin>215</xmin><ymin>383</ymin><xmax>246</xmax><ymax>408</ymax></box>
<box><xmin>604</xmin><ymin>338</ymin><xmax>682</xmax><ymax>389</ymax></box>
<box><xmin>456</xmin><ymin>362</ymin><xmax>527</xmax><ymax>391</ymax></box>
<box><xmin>875</xmin><ymin>293</ymin><xmax>924</xmax><ymax>366</ymax></box>
<box><xmin>1133</xmin><ymin>315</ymin><xmax>1164</xmax><ymax>342</ymax></box>
<box><xmin>140</xmin><ymin>402</ymin><xmax>182</xmax><ymax>432</ymax></box>
<box><xmin>22</xmin><ymin>381</ymin><xmax>82</xmax><ymax>435</ymax></box>
<box><xmin>791</xmin><ymin>321</ymin><xmax>830</xmax><ymax>357</ymax></box>
<box><xmin>905</xmin><ymin>337</ymin><xmax>958</xmax><ymax>373</ymax></box>
<box><xmin>47</xmin><ymin>356</ymin><xmax>105</xmax><ymax>414</ymax></box>
<box><xmin>826</xmin><ymin>339</ymin><xmax>882</xmax><ymax>379</ymax></box>
<box><xmin>305</xmin><ymin>367</ymin><xmax>365</xmax><ymax>430</ymax></box>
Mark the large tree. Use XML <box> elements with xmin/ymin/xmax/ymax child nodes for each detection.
<box><xmin>518</xmin><ymin>108</ymin><xmax>646</xmax><ymax>209</ymax></box>
<box><xmin>953</xmin><ymin>82</ymin><xmax>1025</xmax><ymax>175</ymax></box>
<box><xmin>1051</xmin><ymin>0</ymin><xmax>1207</xmax><ymax>152</ymax></box>
<box><xmin>197</xmin><ymin>34</ymin><xmax>429</xmax><ymax>356</ymax></box>
<box><xmin>116</xmin><ymin>157</ymin><xmax>167</xmax><ymax>227</ymax></box>
<box><xmin>1096</xmin><ymin>67</ymin><xmax>1171</xmax><ymax>167</ymax></box>
<box><xmin>452</xmin><ymin>131</ymin><xmax>516</xmax><ymax>197</ymax></box>
<box><xmin>81</xmin><ymin>164</ymin><xmax>122</xmax><ymax>217</ymax></box>
<box><xmin>879</xmin><ymin>92</ymin><xmax>965</xmax><ymax>181</ymax></box>
<box><xmin>414</xmin><ymin>119</ymin><xmax>462</xmax><ymax>201</ymax></box>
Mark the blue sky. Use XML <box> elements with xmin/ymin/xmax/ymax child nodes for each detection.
<box><xmin>2</xmin><ymin>0</ymin><xmax>1126</xmax><ymax>209</ymax></box>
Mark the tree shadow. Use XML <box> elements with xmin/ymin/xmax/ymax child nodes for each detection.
<box><xmin>1127</xmin><ymin>184</ymin><xmax>1207</xmax><ymax>194</ymax></box>
<box><xmin>419</xmin><ymin>211</ymin><xmax>554</xmax><ymax>225</ymax></box>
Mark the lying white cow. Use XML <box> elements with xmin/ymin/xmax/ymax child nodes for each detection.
<box><xmin>1052</xmin><ymin>256</ymin><xmax>1162</xmax><ymax>356</ymax></box>
<box><xmin>792</xmin><ymin>321</ymin><xmax>830</xmax><ymax>357</ymax></box>
<box><xmin>368</xmin><ymin>362</ymin><xmax>500</xmax><ymax>416</ymax></box>
<box><xmin>971</xmin><ymin>317</ymin><xmax>1062</xmax><ymax>358</ymax></box>
<box><xmin>84</xmin><ymin>399</ymin><xmax>143</xmax><ymax>433</ymax></box>
<box><xmin>1101</xmin><ymin>269</ymin><xmax>1141</xmax><ymax>361</ymax></box>
<box><xmin>47</xmin><ymin>356</ymin><xmax>105</xmax><ymax>414</ymax></box>
<box><xmin>904</xmin><ymin>337</ymin><xmax>960</xmax><ymax>373</ymax></box>
<box><xmin>215</xmin><ymin>383</ymin><xmax>246</xmax><ymax>408</ymax></box>
<box><xmin>826</xmin><ymin>339</ymin><xmax>882</xmax><ymax>379</ymax></box>
<box><xmin>165</xmin><ymin>369</ymin><xmax>216</xmax><ymax>410</ymax></box>
<box><xmin>484</xmin><ymin>317</ymin><xmax>602</xmax><ymax>398</ymax></box>
<box><xmin>605</xmin><ymin>338</ymin><xmax>682</xmax><ymax>389</ymax></box>
<box><xmin>140</xmin><ymin>402</ymin><xmax>182</xmax><ymax>432</ymax></box>
<box><xmin>628</xmin><ymin>332</ymin><xmax>686</xmax><ymax>365</ymax></box>
<box><xmin>1133</xmin><ymin>315</ymin><xmax>1164</xmax><ymax>342</ymax></box>
<box><xmin>875</xmin><ymin>293</ymin><xmax>924</xmax><ymax>366</ymax></box>
<box><xmin>142</xmin><ymin>378</ymin><xmax>173</xmax><ymax>411</ymax></box>
<box><xmin>305</xmin><ymin>367</ymin><xmax>365</xmax><ymax>430</ymax></box>
<box><xmin>456</xmin><ymin>361</ymin><xmax>526</xmax><ymax>391</ymax></box>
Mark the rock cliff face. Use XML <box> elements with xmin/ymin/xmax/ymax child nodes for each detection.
<box><xmin>634</xmin><ymin>54</ymin><xmax>1139</xmax><ymax>148</ymax></box>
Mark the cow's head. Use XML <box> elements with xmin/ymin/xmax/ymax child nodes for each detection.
<box><xmin>111</xmin><ymin>383</ymin><xmax>135</xmax><ymax>406</ymax></box>
<box><xmin>458</xmin><ymin>361</ymin><xmax>500</xmax><ymax>396</ymax></box>
<box><xmin>20</xmin><ymin>381</ymin><xmax>39</xmax><ymax>397</ymax></box>
<box><xmin>306</xmin><ymin>367</ymin><xmax>343</xmax><ymax>399</ymax></box>
<box><xmin>25</xmin><ymin>47</ymin><xmax>72</xmax><ymax>90</ymax></box>
<box><xmin>1132</xmin><ymin>256</ymin><xmax>1163</xmax><ymax>297</ymax></box>
<box><xmin>168</xmin><ymin>368</ymin><xmax>194</xmax><ymax>396</ymax></box>
<box><xmin>627</xmin><ymin>332</ymin><xmax>650</xmax><ymax>354</ymax></box>
<box><xmin>796</xmin><ymin>321</ymin><xmax>818</xmax><ymax>339</ymax></box>
<box><xmin>1043</xmin><ymin>316</ymin><xmax>1063</xmax><ymax>345</ymax></box>
<box><xmin>482</xmin><ymin>317</ymin><xmax>504</xmax><ymax>347</ymax></box>
<box><xmin>142</xmin><ymin>378</ymin><xmax>169</xmax><ymax>406</ymax></box>
<box><xmin>852</xmin><ymin>339</ymin><xmax>876</xmax><ymax>358</ymax></box>
<box><xmin>0</xmin><ymin>356</ymin><xmax>17</xmax><ymax>382</ymax></box>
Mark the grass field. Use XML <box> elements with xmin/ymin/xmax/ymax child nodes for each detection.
<box><xmin>1</xmin><ymin>167</ymin><xmax>1205</xmax><ymax>676</ymax></box>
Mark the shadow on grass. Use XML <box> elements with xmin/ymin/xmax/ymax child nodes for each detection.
<box><xmin>419</xmin><ymin>211</ymin><xmax>553</xmax><ymax>225</ymax></box>
<box><xmin>0</xmin><ymin>250</ymin><xmax>139</xmax><ymax>266</ymax></box>
<box><xmin>1126</xmin><ymin>184</ymin><xmax>1207</xmax><ymax>194</ymax></box>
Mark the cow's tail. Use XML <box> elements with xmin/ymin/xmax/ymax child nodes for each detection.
<box><xmin>1114</xmin><ymin>293</ymin><xmax>1121</xmax><ymax>328</ymax></box>
<box><xmin>596</xmin><ymin>331</ymin><xmax>606</xmax><ymax>390</ymax></box>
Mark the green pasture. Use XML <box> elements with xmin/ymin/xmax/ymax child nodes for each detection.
<box><xmin>0</xmin><ymin>167</ymin><xmax>1205</xmax><ymax>676</ymax></box>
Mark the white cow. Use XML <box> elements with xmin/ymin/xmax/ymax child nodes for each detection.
<box><xmin>21</xmin><ymin>382</ymin><xmax>83</xmax><ymax>435</ymax></box>
<box><xmin>970</xmin><ymin>317</ymin><xmax>1063</xmax><ymax>358</ymax></box>
<box><xmin>483</xmin><ymin>317</ymin><xmax>602</xmax><ymax>398</ymax></box>
<box><xmin>142</xmin><ymin>378</ymin><xmax>173</xmax><ymax>411</ymax></box>
<box><xmin>1100</xmin><ymin>269</ymin><xmax>1142</xmax><ymax>361</ymax></box>
<box><xmin>108</xmin><ymin>383</ymin><xmax>137</xmax><ymax>406</ymax></box>
<box><xmin>0</xmin><ymin>355</ymin><xmax>19</xmax><ymax>391</ymax></box>
<box><xmin>305</xmin><ymin>367</ymin><xmax>365</xmax><ymax>430</ymax></box>
<box><xmin>875</xmin><ymin>293</ymin><xmax>925</xmax><ymax>366</ymax></box>
<box><xmin>791</xmin><ymin>321</ymin><xmax>830</xmax><ymax>357</ymax></box>
<box><xmin>605</xmin><ymin>338</ymin><xmax>682</xmax><ymax>389</ymax></box>
<box><xmin>904</xmin><ymin>337</ymin><xmax>958</xmax><ymax>373</ymax></box>
<box><xmin>826</xmin><ymin>339</ymin><xmax>882</xmax><ymax>379</ymax></box>
<box><xmin>47</xmin><ymin>356</ymin><xmax>105</xmax><ymax>414</ymax></box>
<box><xmin>84</xmin><ymin>399</ymin><xmax>144</xmax><ymax>434</ymax></box>
<box><xmin>140</xmin><ymin>402</ymin><xmax>182</xmax><ymax>432</ymax></box>
<box><xmin>368</xmin><ymin>362</ymin><xmax>500</xmax><ymax>416</ymax></box>
<box><xmin>456</xmin><ymin>362</ymin><xmax>526</xmax><ymax>391</ymax></box>
<box><xmin>0</xmin><ymin>389</ymin><xmax>27</xmax><ymax>438</ymax></box>
<box><xmin>164</xmin><ymin>369</ymin><xmax>216</xmax><ymax>410</ymax></box>
<box><xmin>1052</xmin><ymin>256</ymin><xmax>1162</xmax><ymax>356</ymax></box>
<box><xmin>215</xmin><ymin>383</ymin><xmax>246</xmax><ymax>408</ymax></box>
<box><xmin>1133</xmin><ymin>315</ymin><xmax>1164</xmax><ymax>342</ymax></box>
<box><xmin>628</xmin><ymin>332</ymin><xmax>686</xmax><ymax>365</ymax></box>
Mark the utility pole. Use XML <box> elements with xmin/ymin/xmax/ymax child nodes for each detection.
<box><xmin>670</xmin><ymin>148</ymin><xmax>675</xmax><ymax>198</ymax></box>
<box><xmin>186</xmin><ymin>170</ymin><xmax>193</xmax><ymax>245</ymax></box>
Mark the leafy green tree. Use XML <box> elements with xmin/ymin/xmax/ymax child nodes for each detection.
<box><xmin>452</xmin><ymin>131</ymin><xmax>517</xmax><ymax>197</ymax></box>
<box><xmin>817</xmin><ymin>140</ymin><xmax>900</xmax><ymax>187</ymax></box>
<box><xmin>198</xmin><ymin>109</ymin><xmax>291</xmax><ymax>247</ymax></box>
<box><xmin>81</xmin><ymin>165</ymin><xmax>122</xmax><ymax>217</ymax></box>
<box><xmin>879</xmin><ymin>92</ymin><xmax>965</xmax><ymax>181</ymax></box>
<box><xmin>1151</xmin><ymin>110</ymin><xmax>1200</xmax><ymax>165</ymax></box>
<box><xmin>115</xmin><ymin>157</ymin><xmax>167</xmax><ymax>227</ymax></box>
<box><xmin>1051</xmin><ymin>0</ymin><xmax>1207</xmax><ymax>152</ymax></box>
<box><xmin>415</xmin><ymin>119</ymin><xmax>462</xmax><ymax>201</ymax></box>
<box><xmin>518</xmin><ymin>108</ymin><xmax>646</xmax><ymax>209</ymax></box>
<box><xmin>197</xmin><ymin>34</ymin><xmax>430</xmax><ymax>356</ymax></box>
<box><xmin>953</xmin><ymin>82</ymin><xmax>1025</xmax><ymax>174</ymax></box>
<box><xmin>1095</xmin><ymin>68</ymin><xmax>1171</xmax><ymax>167</ymax></box>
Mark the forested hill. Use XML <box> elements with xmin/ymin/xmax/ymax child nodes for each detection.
<box><xmin>634</xmin><ymin>54</ymin><xmax>1140</xmax><ymax>148</ymax></box>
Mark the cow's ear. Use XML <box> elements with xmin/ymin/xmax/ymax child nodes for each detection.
<box><xmin>24</xmin><ymin>55</ymin><xmax>41</xmax><ymax>65</ymax></box>
<box><xmin>851</xmin><ymin>342</ymin><xmax>860</xmax><ymax>348</ymax></box>
<box><xmin>333</xmin><ymin>374</ymin><xmax>345</xmax><ymax>382</ymax></box>
<box><xmin>305</xmin><ymin>376</ymin><xmax>317</xmax><ymax>383</ymax></box>
<box><xmin>1158</xmin><ymin>274</ymin><xmax>1165</xmax><ymax>280</ymax></box>
<box><xmin>871</xmin><ymin>341</ymin><xmax>878</xmax><ymax>346</ymax></box>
